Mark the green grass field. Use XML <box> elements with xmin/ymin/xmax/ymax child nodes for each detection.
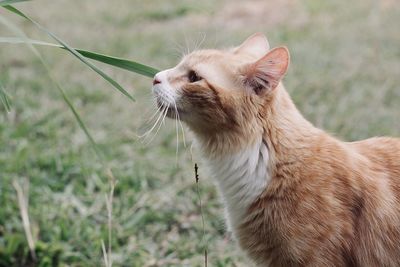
<box><xmin>1</xmin><ymin>0</ymin><xmax>400</xmax><ymax>266</ymax></box>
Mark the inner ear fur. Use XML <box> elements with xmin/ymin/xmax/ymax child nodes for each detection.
<box><xmin>241</xmin><ymin>46</ymin><xmax>290</xmax><ymax>94</ymax></box>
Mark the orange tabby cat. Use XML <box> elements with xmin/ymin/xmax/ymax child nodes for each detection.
<box><xmin>152</xmin><ymin>33</ymin><xmax>400</xmax><ymax>266</ymax></box>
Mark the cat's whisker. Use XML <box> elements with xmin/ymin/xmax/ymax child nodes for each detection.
<box><xmin>144</xmin><ymin>104</ymin><xmax>169</xmax><ymax>145</ymax></box>
<box><xmin>145</xmin><ymin>109</ymin><xmax>161</xmax><ymax>125</ymax></box>
<box><xmin>138</xmin><ymin>111</ymin><xmax>163</xmax><ymax>139</ymax></box>
<box><xmin>175</xmin><ymin>103</ymin><xmax>186</xmax><ymax>148</ymax></box>
<box><xmin>194</xmin><ymin>31</ymin><xmax>207</xmax><ymax>51</ymax></box>
<box><xmin>135</xmin><ymin>97</ymin><xmax>169</xmax><ymax>142</ymax></box>
<box><xmin>184</xmin><ymin>34</ymin><xmax>192</xmax><ymax>56</ymax></box>
<box><xmin>145</xmin><ymin>100</ymin><xmax>163</xmax><ymax>124</ymax></box>
<box><xmin>174</xmin><ymin>105</ymin><xmax>179</xmax><ymax>164</ymax></box>
<box><xmin>146</xmin><ymin>106</ymin><xmax>169</xmax><ymax>144</ymax></box>
<box><xmin>172</xmin><ymin>99</ymin><xmax>185</xmax><ymax>162</ymax></box>
<box><xmin>138</xmin><ymin>104</ymin><xmax>167</xmax><ymax>140</ymax></box>
<box><xmin>171</xmin><ymin>41</ymin><xmax>187</xmax><ymax>59</ymax></box>
<box><xmin>178</xmin><ymin>118</ymin><xmax>186</xmax><ymax>147</ymax></box>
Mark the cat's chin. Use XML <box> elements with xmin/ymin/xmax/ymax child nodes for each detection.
<box><xmin>165</xmin><ymin>107</ymin><xmax>177</xmax><ymax>118</ymax></box>
<box><xmin>165</xmin><ymin>106</ymin><xmax>185</xmax><ymax>119</ymax></box>
<box><xmin>156</xmin><ymin>99</ymin><xmax>185</xmax><ymax>119</ymax></box>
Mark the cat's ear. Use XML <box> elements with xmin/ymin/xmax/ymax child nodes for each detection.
<box><xmin>241</xmin><ymin>46</ymin><xmax>290</xmax><ymax>94</ymax></box>
<box><xmin>235</xmin><ymin>33</ymin><xmax>270</xmax><ymax>59</ymax></box>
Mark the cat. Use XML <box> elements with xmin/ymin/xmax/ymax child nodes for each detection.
<box><xmin>151</xmin><ymin>33</ymin><xmax>400</xmax><ymax>266</ymax></box>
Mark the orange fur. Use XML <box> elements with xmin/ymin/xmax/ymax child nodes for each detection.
<box><xmin>152</xmin><ymin>33</ymin><xmax>400</xmax><ymax>266</ymax></box>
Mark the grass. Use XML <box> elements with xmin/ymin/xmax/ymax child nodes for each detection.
<box><xmin>1</xmin><ymin>0</ymin><xmax>400</xmax><ymax>266</ymax></box>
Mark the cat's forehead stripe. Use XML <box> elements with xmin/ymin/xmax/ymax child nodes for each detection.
<box><xmin>195</xmin><ymin>63</ymin><xmax>237</xmax><ymax>91</ymax></box>
<box><xmin>178</xmin><ymin>51</ymin><xmax>242</xmax><ymax>91</ymax></box>
<box><xmin>181</xmin><ymin>50</ymin><xmax>225</xmax><ymax>67</ymax></box>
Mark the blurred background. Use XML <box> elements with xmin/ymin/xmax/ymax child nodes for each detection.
<box><xmin>1</xmin><ymin>0</ymin><xmax>399</xmax><ymax>266</ymax></box>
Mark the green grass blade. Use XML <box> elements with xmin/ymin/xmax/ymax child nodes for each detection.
<box><xmin>0</xmin><ymin>14</ymin><xmax>104</xmax><ymax>160</ymax></box>
<box><xmin>3</xmin><ymin>5</ymin><xmax>135</xmax><ymax>102</ymax></box>
<box><xmin>0</xmin><ymin>0</ymin><xmax>31</xmax><ymax>6</ymax></box>
<box><xmin>77</xmin><ymin>50</ymin><xmax>159</xmax><ymax>78</ymax></box>
<box><xmin>0</xmin><ymin>37</ymin><xmax>159</xmax><ymax>78</ymax></box>
<box><xmin>57</xmin><ymin>86</ymin><xmax>103</xmax><ymax>159</ymax></box>
<box><xmin>0</xmin><ymin>80</ymin><xmax>11</xmax><ymax>112</ymax></box>
<box><xmin>0</xmin><ymin>37</ymin><xmax>53</xmax><ymax>46</ymax></box>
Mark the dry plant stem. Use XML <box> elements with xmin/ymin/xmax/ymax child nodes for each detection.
<box><xmin>13</xmin><ymin>180</ymin><xmax>36</xmax><ymax>260</ymax></box>
<box><xmin>194</xmin><ymin>163</ymin><xmax>208</xmax><ymax>267</ymax></box>
<box><xmin>101</xmin><ymin>240</ymin><xmax>109</xmax><ymax>267</ymax></box>
<box><xmin>104</xmin><ymin>168</ymin><xmax>116</xmax><ymax>267</ymax></box>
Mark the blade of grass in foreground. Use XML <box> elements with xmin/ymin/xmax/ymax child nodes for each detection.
<box><xmin>0</xmin><ymin>80</ymin><xmax>11</xmax><ymax>112</ymax></box>
<box><xmin>0</xmin><ymin>14</ymin><xmax>104</xmax><ymax>159</ymax></box>
<box><xmin>3</xmin><ymin>5</ymin><xmax>135</xmax><ymax>102</ymax></box>
<box><xmin>79</xmin><ymin>50</ymin><xmax>159</xmax><ymax>78</ymax></box>
<box><xmin>0</xmin><ymin>37</ymin><xmax>159</xmax><ymax>78</ymax></box>
<box><xmin>0</xmin><ymin>0</ymin><xmax>31</xmax><ymax>6</ymax></box>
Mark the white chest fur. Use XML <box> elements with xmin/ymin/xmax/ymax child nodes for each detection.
<box><xmin>206</xmin><ymin>139</ymin><xmax>270</xmax><ymax>234</ymax></box>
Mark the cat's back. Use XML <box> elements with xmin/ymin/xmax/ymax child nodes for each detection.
<box><xmin>349</xmin><ymin>136</ymin><xmax>400</xmax><ymax>180</ymax></box>
<box><xmin>349</xmin><ymin>136</ymin><xmax>400</xmax><ymax>210</ymax></box>
<box><xmin>348</xmin><ymin>136</ymin><xmax>400</xmax><ymax>202</ymax></box>
<box><xmin>344</xmin><ymin>137</ymin><xmax>400</xmax><ymax>266</ymax></box>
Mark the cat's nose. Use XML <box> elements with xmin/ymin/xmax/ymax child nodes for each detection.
<box><xmin>153</xmin><ymin>78</ymin><xmax>161</xmax><ymax>86</ymax></box>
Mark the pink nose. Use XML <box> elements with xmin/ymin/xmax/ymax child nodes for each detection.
<box><xmin>153</xmin><ymin>78</ymin><xmax>161</xmax><ymax>85</ymax></box>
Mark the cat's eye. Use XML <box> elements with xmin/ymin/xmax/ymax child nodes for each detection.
<box><xmin>188</xmin><ymin>70</ymin><xmax>202</xmax><ymax>83</ymax></box>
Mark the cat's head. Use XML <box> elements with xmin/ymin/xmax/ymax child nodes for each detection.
<box><xmin>152</xmin><ymin>33</ymin><xmax>289</xmax><ymax>137</ymax></box>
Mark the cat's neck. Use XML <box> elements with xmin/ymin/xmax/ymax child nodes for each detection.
<box><xmin>261</xmin><ymin>85</ymin><xmax>322</xmax><ymax>166</ymax></box>
<box><xmin>195</xmin><ymin>84</ymin><xmax>322</xmax><ymax>160</ymax></box>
